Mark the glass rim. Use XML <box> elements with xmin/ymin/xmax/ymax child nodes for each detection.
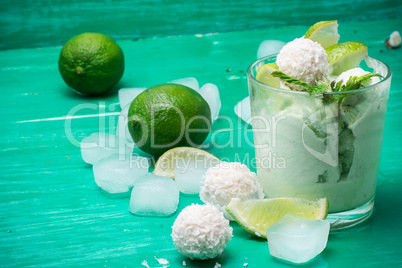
<box><xmin>247</xmin><ymin>53</ymin><xmax>392</xmax><ymax>96</ymax></box>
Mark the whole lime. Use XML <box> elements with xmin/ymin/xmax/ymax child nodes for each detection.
<box><xmin>58</xmin><ymin>33</ymin><xmax>124</xmax><ymax>95</ymax></box>
<box><xmin>128</xmin><ymin>84</ymin><xmax>211</xmax><ymax>156</ymax></box>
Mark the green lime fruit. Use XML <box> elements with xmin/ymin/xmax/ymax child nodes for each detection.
<box><xmin>128</xmin><ymin>84</ymin><xmax>211</xmax><ymax>156</ymax></box>
<box><xmin>255</xmin><ymin>63</ymin><xmax>280</xmax><ymax>87</ymax></box>
<box><xmin>58</xmin><ymin>33</ymin><xmax>124</xmax><ymax>95</ymax></box>
<box><xmin>305</xmin><ymin>20</ymin><xmax>340</xmax><ymax>49</ymax></box>
<box><xmin>226</xmin><ymin>197</ymin><xmax>328</xmax><ymax>239</ymax></box>
<box><xmin>326</xmin><ymin>41</ymin><xmax>368</xmax><ymax>76</ymax></box>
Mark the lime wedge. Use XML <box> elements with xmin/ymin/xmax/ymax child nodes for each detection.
<box><xmin>226</xmin><ymin>197</ymin><xmax>328</xmax><ymax>239</ymax></box>
<box><xmin>255</xmin><ymin>63</ymin><xmax>280</xmax><ymax>87</ymax></box>
<box><xmin>326</xmin><ymin>42</ymin><xmax>368</xmax><ymax>75</ymax></box>
<box><xmin>304</xmin><ymin>20</ymin><xmax>340</xmax><ymax>49</ymax></box>
<box><xmin>153</xmin><ymin>147</ymin><xmax>220</xmax><ymax>178</ymax></box>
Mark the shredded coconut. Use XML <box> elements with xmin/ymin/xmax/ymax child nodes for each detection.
<box><xmin>276</xmin><ymin>37</ymin><xmax>329</xmax><ymax>87</ymax></box>
<box><xmin>389</xmin><ymin>31</ymin><xmax>401</xmax><ymax>47</ymax></box>
<box><xmin>141</xmin><ymin>260</ymin><xmax>150</xmax><ymax>268</ymax></box>
<box><xmin>171</xmin><ymin>204</ymin><xmax>233</xmax><ymax>260</ymax></box>
<box><xmin>154</xmin><ymin>257</ymin><xmax>169</xmax><ymax>265</ymax></box>
<box><xmin>199</xmin><ymin>162</ymin><xmax>264</xmax><ymax>219</ymax></box>
<box><xmin>214</xmin><ymin>263</ymin><xmax>222</xmax><ymax>268</ymax></box>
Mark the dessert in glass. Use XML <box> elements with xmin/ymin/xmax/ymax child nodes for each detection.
<box><xmin>247</xmin><ymin>22</ymin><xmax>392</xmax><ymax>229</ymax></box>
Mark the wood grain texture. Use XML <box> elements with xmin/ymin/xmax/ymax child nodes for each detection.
<box><xmin>0</xmin><ymin>18</ymin><xmax>402</xmax><ymax>267</ymax></box>
<box><xmin>0</xmin><ymin>0</ymin><xmax>401</xmax><ymax>50</ymax></box>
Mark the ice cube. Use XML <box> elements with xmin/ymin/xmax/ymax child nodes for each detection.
<box><xmin>266</xmin><ymin>214</ymin><xmax>330</xmax><ymax>264</ymax></box>
<box><xmin>80</xmin><ymin>132</ymin><xmax>134</xmax><ymax>165</ymax></box>
<box><xmin>257</xmin><ymin>40</ymin><xmax>286</xmax><ymax>59</ymax></box>
<box><xmin>130</xmin><ymin>174</ymin><xmax>179</xmax><ymax>217</ymax></box>
<box><xmin>174</xmin><ymin>158</ymin><xmax>212</xmax><ymax>195</ymax></box>
<box><xmin>168</xmin><ymin>77</ymin><xmax>199</xmax><ymax>91</ymax></box>
<box><xmin>199</xmin><ymin>83</ymin><xmax>221</xmax><ymax>122</ymax></box>
<box><xmin>93</xmin><ymin>154</ymin><xmax>150</xmax><ymax>194</ymax></box>
<box><xmin>234</xmin><ymin>96</ymin><xmax>251</xmax><ymax>125</ymax></box>
<box><xmin>116</xmin><ymin>104</ymin><xmax>134</xmax><ymax>143</ymax></box>
<box><xmin>118</xmin><ymin>87</ymin><xmax>146</xmax><ymax>109</ymax></box>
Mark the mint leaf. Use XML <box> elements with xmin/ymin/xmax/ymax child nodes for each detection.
<box><xmin>271</xmin><ymin>71</ymin><xmax>312</xmax><ymax>91</ymax></box>
<box><xmin>331</xmin><ymin>80</ymin><xmax>344</xmax><ymax>92</ymax></box>
<box><xmin>311</xmin><ymin>80</ymin><xmax>330</xmax><ymax>95</ymax></box>
<box><xmin>271</xmin><ymin>71</ymin><xmax>330</xmax><ymax>94</ymax></box>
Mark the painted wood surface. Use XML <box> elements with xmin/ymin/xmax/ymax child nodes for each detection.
<box><xmin>0</xmin><ymin>10</ymin><xmax>401</xmax><ymax>268</ymax></box>
<box><xmin>0</xmin><ymin>0</ymin><xmax>401</xmax><ymax>50</ymax></box>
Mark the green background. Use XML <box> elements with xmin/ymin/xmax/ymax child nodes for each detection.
<box><xmin>0</xmin><ymin>0</ymin><xmax>401</xmax><ymax>50</ymax></box>
<box><xmin>1</xmin><ymin>0</ymin><xmax>401</xmax><ymax>267</ymax></box>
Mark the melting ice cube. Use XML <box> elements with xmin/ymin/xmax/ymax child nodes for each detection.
<box><xmin>80</xmin><ymin>132</ymin><xmax>134</xmax><ymax>165</ymax></box>
<box><xmin>234</xmin><ymin>96</ymin><xmax>251</xmax><ymax>125</ymax></box>
<box><xmin>168</xmin><ymin>77</ymin><xmax>199</xmax><ymax>91</ymax></box>
<box><xmin>174</xmin><ymin>158</ymin><xmax>212</xmax><ymax>195</ymax></box>
<box><xmin>93</xmin><ymin>154</ymin><xmax>150</xmax><ymax>194</ymax></box>
<box><xmin>130</xmin><ymin>174</ymin><xmax>179</xmax><ymax>217</ymax></box>
<box><xmin>266</xmin><ymin>214</ymin><xmax>330</xmax><ymax>264</ymax></box>
<box><xmin>257</xmin><ymin>40</ymin><xmax>286</xmax><ymax>59</ymax></box>
<box><xmin>118</xmin><ymin>87</ymin><xmax>146</xmax><ymax>109</ymax></box>
<box><xmin>116</xmin><ymin>104</ymin><xmax>134</xmax><ymax>143</ymax></box>
<box><xmin>199</xmin><ymin>83</ymin><xmax>221</xmax><ymax>122</ymax></box>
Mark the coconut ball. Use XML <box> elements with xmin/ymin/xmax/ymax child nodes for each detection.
<box><xmin>200</xmin><ymin>162</ymin><xmax>264</xmax><ymax>219</ymax></box>
<box><xmin>389</xmin><ymin>31</ymin><xmax>401</xmax><ymax>47</ymax></box>
<box><xmin>276</xmin><ymin>37</ymin><xmax>329</xmax><ymax>87</ymax></box>
<box><xmin>171</xmin><ymin>204</ymin><xmax>232</xmax><ymax>260</ymax></box>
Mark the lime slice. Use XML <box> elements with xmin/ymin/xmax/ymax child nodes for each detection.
<box><xmin>255</xmin><ymin>63</ymin><xmax>280</xmax><ymax>87</ymax></box>
<box><xmin>153</xmin><ymin>147</ymin><xmax>220</xmax><ymax>178</ymax></box>
<box><xmin>304</xmin><ymin>20</ymin><xmax>340</xmax><ymax>49</ymax></box>
<box><xmin>226</xmin><ymin>197</ymin><xmax>328</xmax><ymax>239</ymax></box>
<box><xmin>326</xmin><ymin>42</ymin><xmax>368</xmax><ymax>76</ymax></box>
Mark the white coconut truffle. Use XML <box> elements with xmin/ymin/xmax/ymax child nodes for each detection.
<box><xmin>200</xmin><ymin>162</ymin><xmax>264</xmax><ymax>219</ymax></box>
<box><xmin>335</xmin><ymin>67</ymin><xmax>380</xmax><ymax>87</ymax></box>
<box><xmin>389</xmin><ymin>31</ymin><xmax>401</xmax><ymax>47</ymax></box>
<box><xmin>171</xmin><ymin>204</ymin><xmax>232</xmax><ymax>260</ymax></box>
<box><xmin>276</xmin><ymin>37</ymin><xmax>329</xmax><ymax>87</ymax></box>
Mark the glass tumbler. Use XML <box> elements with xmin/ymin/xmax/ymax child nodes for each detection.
<box><xmin>247</xmin><ymin>54</ymin><xmax>392</xmax><ymax>229</ymax></box>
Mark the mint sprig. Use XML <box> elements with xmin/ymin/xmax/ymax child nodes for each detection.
<box><xmin>271</xmin><ymin>71</ymin><xmax>329</xmax><ymax>95</ymax></box>
<box><xmin>271</xmin><ymin>71</ymin><xmax>382</xmax><ymax>103</ymax></box>
<box><xmin>324</xmin><ymin>73</ymin><xmax>382</xmax><ymax>103</ymax></box>
<box><xmin>271</xmin><ymin>71</ymin><xmax>312</xmax><ymax>90</ymax></box>
<box><xmin>331</xmin><ymin>73</ymin><xmax>382</xmax><ymax>92</ymax></box>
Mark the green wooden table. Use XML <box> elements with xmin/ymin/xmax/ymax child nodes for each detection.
<box><xmin>1</xmin><ymin>1</ymin><xmax>402</xmax><ymax>267</ymax></box>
